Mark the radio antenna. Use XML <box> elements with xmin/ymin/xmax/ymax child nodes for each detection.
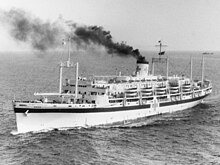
<box><xmin>155</xmin><ymin>40</ymin><xmax>167</xmax><ymax>58</ymax></box>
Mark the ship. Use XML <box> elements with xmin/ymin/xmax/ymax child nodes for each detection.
<box><xmin>13</xmin><ymin>42</ymin><xmax>212</xmax><ymax>133</ymax></box>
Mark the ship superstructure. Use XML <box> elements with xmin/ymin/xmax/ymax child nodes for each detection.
<box><xmin>13</xmin><ymin>43</ymin><xmax>212</xmax><ymax>133</ymax></box>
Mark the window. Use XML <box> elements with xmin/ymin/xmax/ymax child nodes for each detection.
<box><xmin>91</xmin><ymin>92</ymin><xmax>97</xmax><ymax>95</ymax></box>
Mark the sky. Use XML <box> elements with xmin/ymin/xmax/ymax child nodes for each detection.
<box><xmin>0</xmin><ymin>0</ymin><xmax>220</xmax><ymax>51</ymax></box>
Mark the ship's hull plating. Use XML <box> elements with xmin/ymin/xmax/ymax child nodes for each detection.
<box><xmin>14</xmin><ymin>95</ymin><xmax>207</xmax><ymax>133</ymax></box>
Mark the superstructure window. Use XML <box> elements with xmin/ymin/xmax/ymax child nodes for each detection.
<box><xmin>109</xmin><ymin>100</ymin><xmax>122</xmax><ymax>103</ymax></box>
<box><xmin>127</xmin><ymin>99</ymin><xmax>139</xmax><ymax>102</ymax></box>
<box><xmin>79</xmin><ymin>85</ymin><xmax>87</xmax><ymax>88</ymax></box>
<box><xmin>91</xmin><ymin>92</ymin><xmax>97</xmax><ymax>95</ymax></box>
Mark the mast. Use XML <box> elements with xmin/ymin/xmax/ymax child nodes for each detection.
<box><xmin>159</xmin><ymin>41</ymin><xmax>162</xmax><ymax>55</ymax></box>
<box><xmin>201</xmin><ymin>52</ymin><xmax>213</xmax><ymax>87</ymax></box>
<box><xmin>59</xmin><ymin>62</ymin><xmax>63</xmax><ymax>94</ymax></box>
<box><xmin>166</xmin><ymin>57</ymin><xmax>169</xmax><ymax>78</ymax></box>
<box><xmin>155</xmin><ymin>40</ymin><xmax>167</xmax><ymax>59</ymax></box>
<box><xmin>201</xmin><ymin>54</ymin><xmax>205</xmax><ymax>87</ymax></box>
<box><xmin>75</xmin><ymin>62</ymin><xmax>79</xmax><ymax>99</ymax></box>
<box><xmin>153</xmin><ymin>41</ymin><xmax>168</xmax><ymax>76</ymax></box>
<box><xmin>68</xmin><ymin>37</ymin><xmax>71</xmax><ymax>62</ymax></box>
<box><xmin>190</xmin><ymin>55</ymin><xmax>193</xmax><ymax>82</ymax></box>
<box><xmin>66</xmin><ymin>37</ymin><xmax>71</xmax><ymax>67</ymax></box>
<box><xmin>152</xmin><ymin>62</ymin><xmax>154</xmax><ymax>76</ymax></box>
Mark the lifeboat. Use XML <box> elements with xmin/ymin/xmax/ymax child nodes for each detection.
<box><xmin>141</xmin><ymin>91</ymin><xmax>153</xmax><ymax>96</ymax></box>
<box><xmin>181</xmin><ymin>84</ymin><xmax>191</xmax><ymax>92</ymax></box>
<box><xmin>141</xmin><ymin>90</ymin><xmax>153</xmax><ymax>94</ymax></box>
<box><xmin>126</xmin><ymin>92</ymin><xmax>138</xmax><ymax>97</ymax></box>
<box><xmin>170</xmin><ymin>88</ymin><xmax>179</xmax><ymax>94</ymax></box>
<box><xmin>126</xmin><ymin>88</ymin><xmax>137</xmax><ymax>92</ymax></box>
<box><xmin>182</xmin><ymin>84</ymin><xmax>191</xmax><ymax>88</ymax></box>
<box><xmin>170</xmin><ymin>85</ymin><xmax>179</xmax><ymax>89</ymax></box>
<box><xmin>182</xmin><ymin>87</ymin><xmax>191</xmax><ymax>92</ymax></box>
<box><xmin>125</xmin><ymin>88</ymin><xmax>138</xmax><ymax>97</ymax></box>
<box><xmin>156</xmin><ymin>86</ymin><xmax>167</xmax><ymax>90</ymax></box>
<box><xmin>141</xmin><ymin>87</ymin><xmax>153</xmax><ymax>92</ymax></box>
<box><xmin>156</xmin><ymin>90</ymin><xmax>166</xmax><ymax>95</ymax></box>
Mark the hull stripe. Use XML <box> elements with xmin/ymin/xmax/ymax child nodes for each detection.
<box><xmin>14</xmin><ymin>95</ymin><xmax>207</xmax><ymax>113</ymax></box>
<box><xmin>14</xmin><ymin>105</ymin><xmax>151</xmax><ymax>113</ymax></box>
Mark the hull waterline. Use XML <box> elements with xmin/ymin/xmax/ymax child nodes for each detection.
<box><xmin>14</xmin><ymin>95</ymin><xmax>206</xmax><ymax>133</ymax></box>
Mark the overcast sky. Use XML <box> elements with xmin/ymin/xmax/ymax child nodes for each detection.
<box><xmin>0</xmin><ymin>0</ymin><xmax>220</xmax><ymax>51</ymax></box>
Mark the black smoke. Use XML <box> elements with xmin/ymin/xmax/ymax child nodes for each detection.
<box><xmin>0</xmin><ymin>8</ymin><xmax>145</xmax><ymax>61</ymax></box>
<box><xmin>0</xmin><ymin>8</ymin><xmax>64</xmax><ymax>51</ymax></box>
<box><xmin>71</xmin><ymin>25</ymin><xmax>143</xmax><ymax>59</ymax></box>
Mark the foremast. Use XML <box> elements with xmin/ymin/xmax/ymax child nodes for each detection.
<box><xmin>36</xmin><ymin>37</ymin><xmax>79</xmax><ymax>100</ymax></box>
<box><xmin>59</xmin><ymin>37</ymin><xmax>79</xmax><ymax>99</ymax></box>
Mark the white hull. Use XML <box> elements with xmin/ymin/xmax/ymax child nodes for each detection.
<box><xmin>15</xmin><ymin>98</ymin><xmax>203</xmax><ymax>133</ymax></box>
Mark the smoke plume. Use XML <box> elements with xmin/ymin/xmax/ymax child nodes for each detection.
<box><xmin>0</xmin><ymin>8</ymin><xmax>65</xmax><ymax>51</ymax></box>
<box><xmin>0</xmin><ymin>8</ymin><xmax>145</xmax><ymax>61</ymax></box>
<box><xmin>70</xmin><ymin>25</ymin><xmax>142</xmax><ymax>59</ymax></box>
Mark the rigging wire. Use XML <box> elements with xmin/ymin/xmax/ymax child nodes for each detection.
<box><xmin>168</xmin><ymin>59</ymin><xmax>190</xmax><ymax>77</ymax></box>
<box><xmin>40</xmin><ymin>63</ymin><xmax>77</xmax><ymax>92</ymax></box>
<box><xmin>154</xmin><ymin>62</ymin><xmax>166</xmax><ymax>76</ymax></box>
<box><xmin>39</xmin><ymin>42</ymin><xmax>73</xmax><ymax>92</ymax></box>
<box><xmin>168</xmin><ymin>56</ymin><xmax>204</xmax><ymax>81</ymax></box>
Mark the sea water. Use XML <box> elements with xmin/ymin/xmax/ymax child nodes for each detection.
<box><xmin>0</xmin><ymin>50</ymin><xmax>220</xmax><ymax>165</ymax></box>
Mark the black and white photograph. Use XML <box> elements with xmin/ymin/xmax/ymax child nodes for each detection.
<box><xmin>0</xmin><ymin>0</ymin><xmax>220</xmax><ymax>164</ymax></box>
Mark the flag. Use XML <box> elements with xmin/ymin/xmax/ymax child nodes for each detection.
<box><xmin>158</xmin><ymin>51</ymin><xmax>165</xmax><ymax>55</ymax></box>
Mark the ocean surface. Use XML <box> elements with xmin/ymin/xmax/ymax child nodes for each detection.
<box><xmin>0</xmin><ymin>50</ymin><xmax>220</xmax><ymax>165</ymax></box>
